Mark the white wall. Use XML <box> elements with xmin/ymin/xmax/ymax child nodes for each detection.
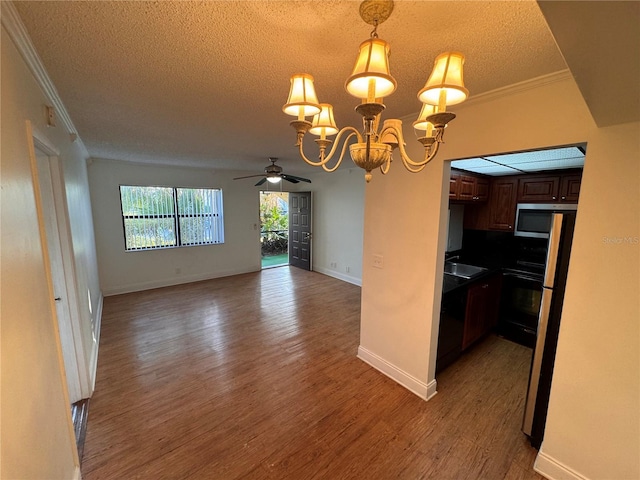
<box><xmin>88</xmin><ymin>160</ymin><xmax>366</xmax><ymax>295</ymax></box>
<box><xmin>358</xmin><ymin>158</ymin><xmax>449</xmax><ymax>399</ymax></box>
<box><xmin>1</xmin><ymin>22</ymin><xmax>102</xmax><ymax>478</ymax></box>
<box><xmin>306</xmin><ymin>168</ymin><xmax>365</xmax><ymax>285</ymax></box>
<box><xmin>359</xmin><ymin>72</ymin><xmax>639</xmax><ymax>480</ymax></box>
<box><xmin>88</xmin><ymin>158</ymin><xmax>262</xmax><ymax>295</ymax></box>
<box><xmin>535</xmin><ymin>122</ymin><xmax>640</xmax><ymax>480</ymax></box>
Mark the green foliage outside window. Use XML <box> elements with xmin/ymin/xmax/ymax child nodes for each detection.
<box><xmin>120</xmin><ymin>186</ymin><xmax>223</xmax><ymax>250</ymax></box>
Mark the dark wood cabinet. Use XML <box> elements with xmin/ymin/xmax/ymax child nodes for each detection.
<box><xmin>449</xmin><ymin>174</ymin><xmax>459</xmax><ymax>199</ymax></box>
<box><xmin>462</xmin><ymin>274</ymin><xmax>502</xmax><ymax>350</ymax></box>
<box><xmin>457</xmin><ymin>175</ymin><xmax>475</xmax><ymax>201</ymax></box>
<box><xmin>458</xmin><ymin>169</ymin><xmax>581</xmax><ymax>233</ymax></box>
<box><xmin>517</xmin><ymin>172</ymin><xmax>581</xmax><ymax>203</ymax></box>
<box><xmin>450</xmin><ymin>171</ymin><xmax>489</xmax><ymax>202</ymax></box>
<box><xmin>474</xmin><ymin>177</ymin><xmax>490</xmax><ymax>202</ymax></box>
<box><xmin>488</xmin><ymin>177</ymin><xmax>518</xmax><ymax>231</ymax></box>
<box><xmin>437</xmin><ymin>272</ymin><xmax>502</xmax><ymax>371</ymax></box>
<box><xmin>560</xmin><ymin>174</ymin><xmax>581</xmax><ymax>202</ymax></box>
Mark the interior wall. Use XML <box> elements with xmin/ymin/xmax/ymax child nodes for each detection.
<box><xmin>359</xmin><ymin>157</ymin><xmax>448</xmax><ymax>399</ymax></box>
<box><xmin>360</xmin><ymin>72</ymin><xmax>638</xmax><ymax>479</ymax></box>
<box><xmin>536</xmin><ymin>121</ymin><xmax>639</xmax><ymax>480</ymax></box>
<box><xmin>306</xmin><ymin>168</ymin><xmax>365</xmax><ymax>285</ymax></box>
<box><xmin>87</xmin><ymin>158</ymin><xmax>262</xmax><ymax>295</ymax></box>
<box><xmin>1</xmin><ymin>25</ymin><xmax>93</xmax><ymax>479</ymax></box>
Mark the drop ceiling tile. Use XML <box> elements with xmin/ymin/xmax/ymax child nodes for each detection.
<box><xmin>467</xmin><ymin>165</ymin><xmax>523</xmax><ymax>175</ymax></box>
<box><xmin>451</xmin><ymin>158</ymin><xmax>495</xmax><ymax>169</ymax></box>
<box><xmin>516</xmin><ymin>157</ymin><xmax>586</xmax><ymax>171</ymax></box>
<box><xmin>484</xmin><ymin>146</ymin><xmax>584</xmax><ymax>165</ymax></box>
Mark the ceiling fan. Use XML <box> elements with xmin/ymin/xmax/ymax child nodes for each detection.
<box><xmin>233</xmin><ymin>158</ymin><xmax>312</xmax><ymax>186</ymax></box>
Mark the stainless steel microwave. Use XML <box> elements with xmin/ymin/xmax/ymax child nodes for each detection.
<box><xmin>514</xmin><ymin>203</ymin><xmax>578</xmax><ymax>238</ymax></box>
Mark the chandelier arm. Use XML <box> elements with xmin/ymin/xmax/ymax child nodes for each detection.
<box><xmin>297</xmin><ymin>138</ymin><xmax>331</xmax><ymax>167</ymax></box>
<box><xmin>323</xmin><ymin>127</ymin><xmax>362</xmax><ymax>163</ymax></box>
<box><xmin>322</xmin><ymin>133</ymin><xmax>357</xmax><ymax>172</ymax></box>
<box><xmin>297</xmin><ymin>127</ymin><xmax>362</xmax><ymax>167</ymax></box>
<box><xmin>400</xmin><ymin>161</ymin><xmax>429</xmax><ymax>173</ymax></box>
<box><xmin>399</xmin><ymin>140</ymin><xmax>441</xmax><ymax>172</ymax></box>
<box><xmin>383</xmin><ymin>124</ymin><xmax>441</xmax><ymax>168</ymax></box>
<box><xmin>379</xmin><ymin>155</ymin><xmax>392</xmax><ymax>175</ymax></box>
<box><xmin>376</xmin><ymin>123</ymin><xmax>442</xmax><ymax>172</ymax></box>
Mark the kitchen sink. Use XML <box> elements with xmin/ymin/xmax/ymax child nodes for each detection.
<box><xmin>444</xmin><ymin>262</ymin><xmax>488</xmax><ymax>279</ymax></box>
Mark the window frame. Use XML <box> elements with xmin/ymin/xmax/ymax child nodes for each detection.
<box><xmin>119</xmin><ymin>185</ymin><xmax>224</xmax><ymax>251</ymax></box>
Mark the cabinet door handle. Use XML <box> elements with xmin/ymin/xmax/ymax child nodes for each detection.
<box><xmin>482</xmin><ymin>284</ymin><xmax>488</xmax><ymax>289</ymax></box>
<box><xmin>552</xmin><ymin>196</ymin><xmax>557</xmax><ymax>200</ymax></box>
<box><xmin>561</xmin><ymin>196</ymin><xmax>566</xmax><ymax>200</ymax></box>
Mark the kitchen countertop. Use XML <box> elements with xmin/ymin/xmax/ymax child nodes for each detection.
<box><xmin>442</xmin><ymin>267</ymin><xmax>500</xmax><ymax>295</ymax></box>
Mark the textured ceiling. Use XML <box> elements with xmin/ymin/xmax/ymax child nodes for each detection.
<box><xmin>14</xmin><ymin>1</ymin><xmax>568</xmax><ymax>175</ymax></box>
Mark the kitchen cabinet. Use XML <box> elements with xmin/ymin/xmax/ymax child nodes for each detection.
<box><xmin>437</xmin><ymin>287</ymin><xmax>467</xmax><ymax>372</ymax></box>
<box><xmin>437</xmin><ymin>272</ymin><xmax>502</xmax><ymax>372</ymax></box>
<box><xmin>560</xmin><ymin>174</ymin><xmax>582</xmax><ymax>202</ymax></box>
<box><xmin>460</xmin><ymin>169</ymin><xmax>581</xmax><ymax>233</ymax></box>
<box><xmin>450</xmin><ymin>171</ymin><xmax>489</xmax><ymax>202</ymax></box>
<box><xmin>462</xmin><ymin>273</ymin><xmax>502</xmax><ymax>350</ymax></box>
<box><xmin>488</xmin><ymin>177</ymin><xmax>518</xmax><ymax>231</ymax></box>
<box><xmin>517</xmin><ymin>172</ymin><xmax>581</xmax><ymax>203</ymax></box>
<box><xmin>463</xmin><ymin>177</ymin><xmax>517</xmax><ymax>231</ymax></box>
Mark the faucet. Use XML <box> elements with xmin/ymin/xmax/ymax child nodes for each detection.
<box><xmin>445</xmin><ymin>254</ymin><xmax>460</xmax><ymax>263</ymax></box>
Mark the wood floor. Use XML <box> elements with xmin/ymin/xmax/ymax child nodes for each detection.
<box><xmin>83</xmin><ymin>267</ymin><xmax>544</xmax><ymax>480</ymax></box>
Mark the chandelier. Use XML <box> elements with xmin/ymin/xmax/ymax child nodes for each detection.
<box><xmin>283</xmin><ymin>0</ymin><xmax>468</xmax><ymax>183</ymax></box>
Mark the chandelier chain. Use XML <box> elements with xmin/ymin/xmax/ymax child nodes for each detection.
<box><xmin>370</xmin><ymin>19</ymin><xmax>379</xmax><ymax>39</ymax></box>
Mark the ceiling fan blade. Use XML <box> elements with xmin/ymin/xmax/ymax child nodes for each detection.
<box><xmin>282</xmin><ymin>174</ymin><xmax>311</xmax><ymax>183</ymax></box>
<box><xmin>233</xmin><ymin>174</ymin><xmax>266</xmax><ymax>180</ymax></box>
<box><xmin>255</xmin><ymin>177</ymin><xmax>268</xmax><ymax>186</ymax></box>
<box><xmin>282</xmin><ymin>176</ymin><xmax>300</xmax><ymax>184</ymax></box>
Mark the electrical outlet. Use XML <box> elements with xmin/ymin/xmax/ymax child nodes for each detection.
<box><xmin>330</xmin><ymin>262</ymin><xmax>337</xmax><ymax>268</ymax></box>
<box><xmin>346</xmin><ymin>266</ymin><xmax>350</xmax><ymax>273</ymax></box>
<box><xmin>373</xmin><ymin>254</ymin><xmax>383</xmax><ymax>269</ymax></box>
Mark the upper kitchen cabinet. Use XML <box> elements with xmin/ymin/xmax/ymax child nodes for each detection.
<box><xmin>450</xmin><ymin>171</ymin><xmax>489</xmax><ymax>202</ymax></box>
<box><xmin>559</xmin><ymin>174</ymin><xmax>582</xmax><ymax>202</ymax></box>
<box><xmin>517</xmin><ymin>171</ymin><xmax>582</xmax><ymax>203</ymax></box>
<box><xmin>464</xmin><ymin>176</ymin><xmax>517</xmax><ymax>231</ymax></box>
<box><xmin>488</xmin><ymin>177</ymin><xmax>518</xmax><ymax>231</ymax></box>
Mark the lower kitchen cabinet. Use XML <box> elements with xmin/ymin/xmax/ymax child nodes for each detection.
<box><xmin>437</xmin><ymin>273</ymin><xmax>502</xmax><ymax>372</ymax></box>
<box><xmin>462</xmin><ymin>274</ymin><xmax>502</xmax><ymax>349</ymax></box>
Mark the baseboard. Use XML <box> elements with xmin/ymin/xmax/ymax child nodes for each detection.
<box><xmin>357</xmin><ymin>346</ymin><xmax>437</xmax><ymax>400</ymax></box>
<box><xmin>313</xmin><ymin>266</ymin><xmax>362</xmax><ymax>286</ymax></box>
<box><xmin>534</xmin><ymin>449</ymin><xmax>589</xmax><ymax>480</ymax></box>
<box><xmin>89</xmin><ymin>292</ymin><xmax>103</xmax><ymax>393</ymax></box>
<box><xmin>102</xmin><ymin>267</ymin><xmax>260</xmax><ymax>296</ymax></box>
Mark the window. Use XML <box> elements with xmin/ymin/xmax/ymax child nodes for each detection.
<box><xmin>119</xmin><ymin>186</ymin><xmax>224</xmax><ymax>251</ymax></box>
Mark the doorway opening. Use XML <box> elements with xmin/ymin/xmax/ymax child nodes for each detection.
<box><xmin>260</xmin><ymin>192</ymin><xmax>289</xmax><ymax>269</ymax></box>
<box><xmin>437</xmin><ymin>144</ymin><xmax>585</xmax><ymax>449</ymax></box>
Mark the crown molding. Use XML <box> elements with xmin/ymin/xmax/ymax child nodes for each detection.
<box><xmin>1</xmin><ymin>1</ymin><xmax>88</xmax><ymax>155</ymax></box>
<box><xmin>461</xmin><ymin>70</ymin><xmax>574</xmax><ymax>109</ymax></box>
<box><xmin>401</xmin><ymin>69</ymin><xmax>574</xmax><ymax>123</ymax></box>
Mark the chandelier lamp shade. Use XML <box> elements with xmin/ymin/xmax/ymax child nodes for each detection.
<box><xmin>282</xmin><ymin>0</ymin><xmax>469</xmax><ymax>183</ymax></box>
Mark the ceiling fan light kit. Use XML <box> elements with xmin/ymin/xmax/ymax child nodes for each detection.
<box><xmin>233</xmin><ymin>158</ymin><xmax>312</xmax><ymax>187</ymax></box>
<box><xmin>283</xmin><ymin>0</ymin><xmax>468</xmax><ymax>183</ymax></box>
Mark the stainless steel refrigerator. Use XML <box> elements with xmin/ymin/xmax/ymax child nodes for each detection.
<box><xmin>522</xmin><ymin>212</ymin><xmax>576</xmax><ymax>449</ymax></box>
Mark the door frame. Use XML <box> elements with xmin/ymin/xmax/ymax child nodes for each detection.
<box><xmin>28</xmin><ymin>122</ymin><xmax>92</xmax><ymax>401</ymax></box>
